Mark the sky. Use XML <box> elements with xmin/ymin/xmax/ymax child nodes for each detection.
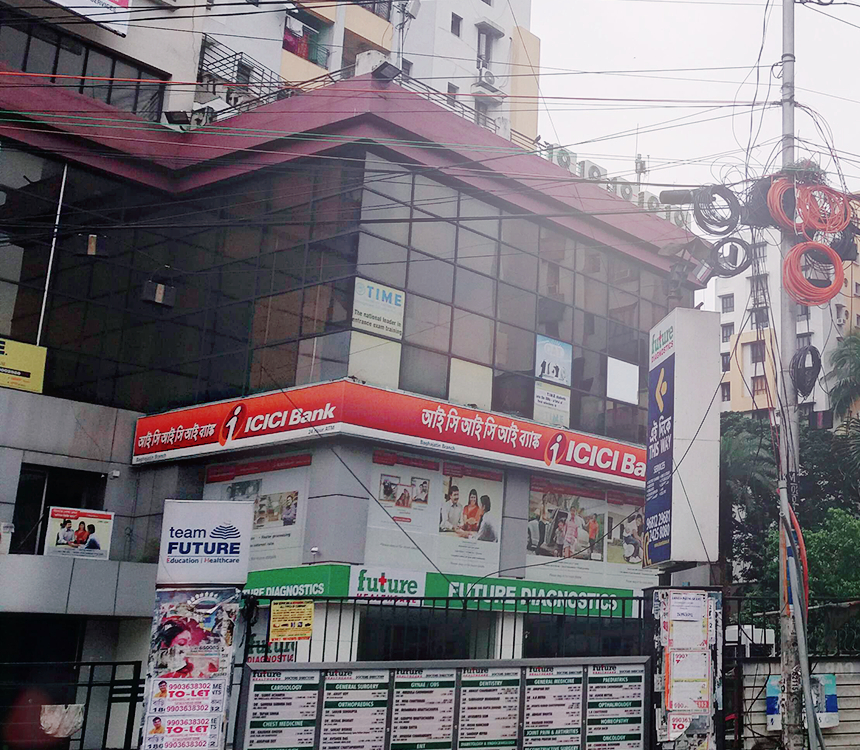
<box><xmin>529</xmin><ymin>0</ymin><xmax>859</xmax><ymax>195</ymax></box>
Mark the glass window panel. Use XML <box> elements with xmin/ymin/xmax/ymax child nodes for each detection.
<box><xmin>258</xmin><ymin>245</ymin><xmax>305</xmax><ymax>294</ymax></box>
<box><xmin>570</xmin><ymin>392</ymin><xmax>605</xmax><ymax>435</ymax></box>
<box><xmin>305</xmin><ymin>235</ymin><xmax>357</xmax><ymax>283</ymax></box>
<box><xmin>537</xmin><ymin>300</ymin><xmax>573</xmax><ymax>342</ymax></box>
<box><xmin>459</xmin><ymin>195</ymin><xmax>499</xmax><ymax>239</ymax></box>
<box><xmin>413</xmin><ymin>176</ymin><xmax>458</xmax><ymax>217</ymax></box>
<box><xmin>607</xmin><ymin>288</ymin><xmax>638</xmax><ymax>327</ymax></box>
<box><xmin>539</xmin><ymin>260</ymin><xmax>574</xmax><ymax>305</ymax></box>
<box><xmin>301</xmin><ymin>281</ymin><xmax>352</xmax><ymax>336</ymax></box>
<box><xmin>208</xmin><ymin>302</ymin><xmax>252</xmax><ymax>355</ymax></box>
<box><xmin>492</xmin><ymin>371</ymin><xmax>534</xmax><ymax>419</ymax></box>
<box><xmin>501</xmin><ymin>217</ymin><xmax>539</xmax><ymax>253</ymax></box>
<box><xmin>495</xmin><ymin>323</ymin><xmax>534</xmax><ymax>373</ymax></box>
<box><xmin>361</xmin><ymin>189</ymin><xmax>409</xmax><ymax>245</ymax></box>
<box><xmin>364</xmin><ymin>156</ymin><xmax>412</xmax><ymax>202</ymax></box>
<box><xmin>249</xmin><ymin>342</ymin><xmax>298</xmax><ymax>393</ymax></box>
<box><xmin>454</xmin><ymin>267</ymin><xmax>494</xmax><ymax>315</ymax></box>
<box><xmin>640</xmin><ymin>270</ymin><xmax>667</xmax><ymax>303</ymax></box>
<box><xmin>357</xmin><ymin>233</ymin><xmax>407</xmax><ymax>287</ymax></box>
<box><xmin>412</xmin><ymin>211</ymin><xmax>456</xmax><ymax>260</ymax></box>
<box><xmin>137</xmin><ymin>80</ymin><xmax>164</xmax><ymax>121</ymax></box>
<box><xmin>400</xmin><ymin>345</ymin><xmax>448</xmax><ymax>399</ymax></box>
<box><xmin>83</xmin><ymin>49</ymin><xmax>113</xmax><ymax>102</ymax></box>
<box><xmin>24</xmin><ymin>26</ymin><xmax>58</xmax><ymax>75</ymax></box>
<box><xmin>457</xmin><ymin>227</ymin><xmax>497</xmax><ymax>275</ymax></box>
<box><xmin>605</xmin><ymin>400</ymin><xmax>641</xmax><ymax>443</ymax></box>
<box><xmin>606</xmin><ymin>322</ymin><xmax>638</xmax><ymax>363</ymax></box>
<box><xmin>571</xmin><ymin>347</ymin><xmax>606</xmax><ymax>396</ymax></box>
<box><xmin>577</xmin><ymin>244</ymin><xmax>607</xmax><ymax>281</ymax></box>
<box><xmin>296</xmin><ymin>331</ymin><xmax>350</xmax><ymax>385</ymax></box>
<box><xmin>408</xmin><ymin>250</ymin><xmax>454</xmax><ymax>302</ymax></box>
<box><xmin>198</xmin><ymin>352</ymin><xmax>246</xmax><ymax>403</ymax></box>
<box><xmin>404</xmin><ymin>296</ymin><xmax>451</xmax><ymax>352</ymax></box>
<box><xmin>252</xmin><ymin>291</ymin><xmax>302</xmax><ymax>346</ymax></box>
<box><xmin>575</xmin><ymin>276</ymin><xmax>607</xmax><ymax>315</ymax></box>
<box><xmin>497</xmin><ymin>282</ymin><xmax>536</xmax><ymax>329</ymax></box>
<box><xmin>499</xmin><ymin>246</ymin><xmax>538</xmax><ymax>290</ymax></box>
<box><xmin>451</xmin><ymin>311</ymin><xmax>493</xmax><ymax>364</ymax></box>
<box><xmin>540</xmin><ymin>227</ymin><xmax>575</xmax><ymax>269</ymax></box>
<box><xmin>574</xmin><ymin>311</ymin><xmax>607</xmax><ymax>351</ymax></box>
<box><xmin>607</xmin><ymin>255</ymin><xmax>640</xmax><ymax>294</ymax></box>
<box><xmin>110</xmin><ymin>60</ymin><xmax>139</xmax><ymax>111</ymax></box>
<box><xmin>55</xmin><ymin>37</ymin><xmax>85</xmax><ymax>86</ymax></box>
<box><xmin>0</xmin><ymin>23</ymin><xmax>29</xmax><ymax>70</ymax></box>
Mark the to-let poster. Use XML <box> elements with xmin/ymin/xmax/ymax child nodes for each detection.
<box><xmin>667</xmin><ymin>651</ymin><xmax>710</xmax><ymax>712</ymax></box>
<box><xmin>391</xmin><ymin>668</ymin><xmax>456</xmax><ymax>750</ymax></box>
<box><xmin>245</xmin><ymin>670</ymin><xmax>320</xmax><ymax>750</ymax></box>
<box><xmin>142</xmin><ymin>714</ymin><xmax>222</xmax><ymax>750</ymax></box>
<box><xmin>203</xmin><ymin>454</ymin><xmax>311</xmax><ymax>572</ymax></box>
<box><xmin>147</xmin><ymin>678</ymin><xmax>226</xmax><ymax>715</ymax></box>
<box><xmin>320</xmin><ymin>670</ymin><xmax>389</xmax><ymax>750</ymax></box>
<box><xmin>148</xmin><ymin>589</ymin><xmax>239</xmax><ymax>680</ymax></box>
<box><xmin>585</xmin><ymin>665</ymin><xmax>644</xmax><ymax>750</ymax></box>
<box><xmin>524</xmin><ymin>666</ymin><xmax>584</xmax><ymax>750</ymax></box>
<box><xmin>458</xmin><ymin>668</ymin><xmax>521</xmax><ymax>749</ymax></box>
<box><xmin>269</xmin><ymin>600</ymin><xmax>314</xmax><ymax>642</ymax></box>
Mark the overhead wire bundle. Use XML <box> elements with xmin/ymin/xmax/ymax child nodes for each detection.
<box><xmin>692</xmin><ymin>184</ymin><xmax>741</xmax><ymax>236</ymax></box>
<box><xmin>796</xmin><ymin>184</ymin><xmax>850</xmax><ymax>233</ymax></box>
<box><xmin>766</xmin><ymin>177</ymin><xmax>805</xmax><ymax>234</ymax></box>
<box><xmin>789</xmin><ymin>344</ymin><xmax>822</xmax><ymax>398</ymax></box>
<box><xmin>782</xmin><ymin>241</ymin><xmax>844</xmax><ymax>305</ymax></box>
<box><xmin>710</xmin><ymin>236</ymin><xmax>752</xmax><ymax>277</ymax></box>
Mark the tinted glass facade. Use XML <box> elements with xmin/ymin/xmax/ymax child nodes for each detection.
<box><xmin>0</xmin><ymin>144</ymin><xmax>690</xmax><ymax>442</ymax></box>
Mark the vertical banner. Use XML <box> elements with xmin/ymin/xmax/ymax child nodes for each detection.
<box><xmin>643</xmin><ymin>309</ymin><xmax>720</xmax><ymax>568</ymax></box>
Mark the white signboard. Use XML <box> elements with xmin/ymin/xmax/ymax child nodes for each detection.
<box><xmin>534</xmin><ymin>381</ymin><xmax>571</xmax><ymax>428</ymax></box>
<box><xmin>320</xmin><ymin>670</ymin><xmax>389</xmax><ymax>750</ymax></box>
<box><xmin>353</xmin><ymin>278</ymin><xmax>404</xmax><ymax>340</ymax></box>
<box><xmin>44</xmin><ymin>507</ymin><xmax>113</xmax><ymax>560</ymax></box>
<box><xmin>157</xmin><ymin>500</ymin><xmax>253</xmax><ymax>586</ymax></box>
<box><xmin>48</xmin><ymin>0</ymin><xmax>131</xmax><ymax>36</ymax></box>
<box><xmin>459</xmin><ymin>668</ymin><xmax>521</xmax><ymax>749</ymax></box>
<box><xmin>585</xmin><ymin>664</ymin><xmax>644</xmax><ymax>750</ymax></box>
<box><xmin>392</xmin><ymin>669</ymin><xmax>456</xmax><ymax>749</ymax></box>
<box><xmin>245</xmin><ymin>670</ymin><xmax>320</xmax><ymax>750</ymax></box>
<box><xmin>524</xmin><ymin>666</ymin><xmax>583</xmax><ymax>750</ymax></box>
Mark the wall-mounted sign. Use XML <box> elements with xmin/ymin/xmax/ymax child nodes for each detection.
<box><xmin>269</xmin><ymin>599</ymin><xmax>314</xmax><ymax>642</ymax></box>
<box><xmin>0</xmin><ymin>337</ymin><xmax>46</xmax><ymax>394</ymax></box>
<box><xmin>536</xmin><ymin>335</ymin><xmax>572</xmax><ymax>386</ymax></box>
<box><xmin>133</xmin><ymin>381</ymin><xmax>646</xmax><ymax>489</ymax></box>
<box><xmin>353</xmin><ymin>277</ymin><xmax>404</xmax><ymax>340</ymax></box>
<box><xmin>766</xmin><ymin>674</ymin><xmax>839</xmax><ymax>730</ymax></box>
<box><xmin>43</xmin><ymin>507</ymin><xmax>113</xmax><ymax>560</ymax></box>
<box><xmin>534</xmin><ymin>381</ymin><xmax>571</xmax><ymax>428</ymax></box>
<box><xmin>157</xmin><ymin>500</ymin><xmax>254</xmax><ymax>586</ymax></box>
<box><xmin>46</xmin><ymin>0</ymin><xmax>131</xmax><ymax>36</ymax></box>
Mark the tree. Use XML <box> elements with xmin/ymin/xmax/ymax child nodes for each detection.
<box><xmin>828</xmin><ymin>330</ymin><xmax>860</xmax><ymax>418</ymax></box>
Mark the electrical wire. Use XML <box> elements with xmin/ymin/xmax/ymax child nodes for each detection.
<box><xmin>692</xmin><ymin>184</ymin><xmax>741</xmax><ymax>235</ymax></box>
<box><xmin>789</xmin><ymin>344</ymin><xmax>821</xmax><ymax>398</ymax></box>
<box><xmin>783</xmin><ymin>241</ymin><xmax>845</xmax><ymax>306</ymax></box>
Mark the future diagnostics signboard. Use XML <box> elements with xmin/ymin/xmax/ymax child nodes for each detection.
<box><xmin>132</xmin><ymin>380</ymin><xmax>646</xmax><ymax>490</ymax></box>
<box><xmin>236</xmin><ymin>658</ymin><xmax>649</xmax><ymax>750</ymax></box>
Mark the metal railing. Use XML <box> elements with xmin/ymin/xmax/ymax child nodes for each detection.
<box><xmin>284</xmin><ymin>25</ymin><xmax>331</xmax><ymax>68</ymax></box>
<box><xmin>243</xmin><ymin>595</ymin><xmax>649</xmax><ymax>664</ymax></box>
<box><xmin>352</xmin><ymin>0</ymin><xmax>392</xmax><ymax>20</ymax></box>
<box><xmin>199</xmin><ymin>35</ymin><xmax>288</xmax><ymax>106</ymax></box>
<box><xmin>397</xmin><ymin>75</ymin><xmax>499</xmax><ymax>134</ymax></box>
<box><xmin>0</xmin><ymin>660</ymin><xmax>143</xmax><ymax>749</ymax></box>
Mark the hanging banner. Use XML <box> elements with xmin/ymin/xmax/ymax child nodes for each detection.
<box><xmin>43</xmin><ymin>507</ymin><xmax>113</xmax><ymax>560</ymax></box>
<box><xmin>132</xmin><ymin>381</ymin><xmax>645</xmax><ymax>489</ymax></box>
<box><xmin>269</xmin><ymin>600</ymin><xmax>314</xmax><ymax>642</ymax></box>
<box><xmin>157</xmin><ymin>500</ymin><xmax>253</xmax><ymax>586</ymax></box>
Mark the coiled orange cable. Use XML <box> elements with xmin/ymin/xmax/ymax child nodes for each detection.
<box><xmin>767</xmin><ymin>178</ymin><xmax>804</xmax><ymax>233</ymax></box>
<box><xmin>797</xmin><ymin>184</ymin><xmax>850</xmax><ymax>233</ymax></box>
<box><xmin>782</xmin><ymin>241</ymin><xmax>845</xmax><ymax>305</ymax></box>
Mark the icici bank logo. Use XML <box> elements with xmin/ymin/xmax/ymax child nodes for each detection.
<box><xmin>219</xmin><ymin>403</ymin><xmax>247</xmax><ymax>445</ymax></box>
<box><xmin>544</xmin><ymin>432</ymin><xmax>567</xmax><ymax>466</ymax></box>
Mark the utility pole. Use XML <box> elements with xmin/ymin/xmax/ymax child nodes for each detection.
<box><xmin>777</xmin><ymin>0</ymin><xmax>804</xmax><ymax>747</ymax></box>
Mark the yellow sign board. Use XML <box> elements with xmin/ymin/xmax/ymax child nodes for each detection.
<box><xmin>269</xmin><ymin>599</ymin><xmax>314</xmax><ymax>642</ymax></box>
<box><xmin>0</xmin><ymin>338</ymin><xmax>46</xmax><ymax>394</ymax></box>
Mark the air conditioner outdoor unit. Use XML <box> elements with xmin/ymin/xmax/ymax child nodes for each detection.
<box><xmin>477</xmin><ymin>67</ymin><xmax>497</xmax><ymax>89</ymax></box>
<box><xmin>578</xmin><ymin>160</ymin><xmax>607</xmax><ymax>184</ymax></box>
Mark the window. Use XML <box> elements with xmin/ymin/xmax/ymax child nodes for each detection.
<box><xmin>403</xmin><ymin>296</ymin><xmax>451</xmax><ymax>352</ymax></box>
<box><xmin>855</xmin><ymin>282</ymin><xmax>860</xmax><ymax>296</ymax></box>
<box><xmin>451</xmin><ymin>312</ymin><xmax>494</xmax><ymax>364</ymax></box>
<box><xmin>450</xmin><ymin>13</ymin><xmax>462</xmax><ymax>36</ymax></box>
<box><xmin>721</xmin><ymin>353</ymin><xmax>731</xmax><ymax>372</ymax></box>
<box><xmin>720</xmin><ymin>295</ymin><xmax>734</xmax><ymax>314</ymax></box>
<box><xmin>721</xmin><ymin>382</ymin><xmax>731</xmax><ymax>402</ymax></box>
<box><xmin>401</xmin><ymin>59</ymin><xmax>412</xmax><ymax>77</ymax></box>
<box><xmin>481</xmin><ymin>0</ymin><xmax>491</xmax><ymax>4</ymax></box>
<box><xmin>399</xmin><ymin>345</ymin><xmax>448</xmax><ymax>400</ymax></box>
<box><xmin>750</xmin><ymin>341</ymin><xmax>766</xmax><ymax>363</ymax></box>
<box><xmin>721</xmin><ymin>323</ymin><xmax>734</xmax><ymax>343</ymax></box>
<box><xmin>751</xmin><ymin>307</ymin><xmax>769</xmax><ymax>329</ymax></box>
<box><xmin>475</xmin><ymin>100</ymin><xmax>491</xmax><ymax>128</ymax></box>
<box><xmin>446</xmin><ymin>83</ymin><xmax>459</xmax><ymax>107</ymax></box>
<box><xmin>454</xmin><ymin>267</ymin><xmax>495</xmax><ymax>314</ymax></box>
<box><xmin>798</xmin><ymin>304</ymin><xmax>809</xmax><ymax>320</ymax></box>
<box><xmin>750</xmin><ymin>274</ymin><xmax>768</xmax><ymax>300</ymax></box>
<box><xmin>857</xmin><ymin>314</ymin><xmax>860</xmax><ymax>328</ymax></box>
<box><xmin>797</xmin><ymin>333</ymin><xmax>812</xmax><ymax>349</ymax></box>
<box><xmin>752</xmin><ymin>242</ymin><xmax>767</xmax><ymax>261</ymax></box>
<box><xmin>752</xmin><ymin>375</ymin><xmax>767</xmax><ymax>396</ymax></box>
<box><xmin>477</xmin><ymin>30</ymin><xmax>493</xmax><ymax>68</ymax></box>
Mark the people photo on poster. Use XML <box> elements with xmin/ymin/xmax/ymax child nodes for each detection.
<box><xmin>43</xmin><ymin>507</ymin><xmax>113</xmax><ymax>560</ymax></box>
<box><xmin>366</xmin><ymin>449</ymin><xmax>503</xmax><ymax>576</ymax></box>
<box><xmin>203</xmin><ymin>454</ymin><xmax>311</xmax><ymax>572</ymax></box>
<box><xmin>148</xmin><ymin>589</ymin><xmax>239</xmax><ymax>680</ymax></box>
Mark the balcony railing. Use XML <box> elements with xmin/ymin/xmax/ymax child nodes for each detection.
<box><xmin>352</xmin><ymin>0</ymin><xmax>392</xmax><ymax>21</ymax></box>
<box><xmin>284</xmin><ymin>25</ymin><xmax>331</xmax><ymax>69</ymax></box>
<box><xmin>199</xmin><ymin>35</ymin><xmax>288</xmax><ymax>107</ymax></box>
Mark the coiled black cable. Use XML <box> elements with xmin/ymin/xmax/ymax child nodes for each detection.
<box><xmin>693</xmin><ymin>185</ymin><xmax>741</xmax><ymax>236</ymax></box>
<box><xmin>711</xmin><ymin>236</ymin><xmax>753</xmax><ymax>277</ymax></box>
<box><xmin>790</xmin><ymin>345</ymin><xmax>821</xmax><ymax>399</ymax></box>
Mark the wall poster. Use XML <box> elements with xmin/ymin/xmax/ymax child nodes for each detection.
<box><xmin>366</xmin><ymin>449</ymin><xmax>504</xmax><ymax>576</ymax></box>
<box><xmin>204</xmin><ymin>454</ymin><xmax>312</xmax><ymax>572</ymax></box>
<box><xmin>43</xmin><ymin>507</ymin><xmax>113</xmax><ymax>560</ymax></box>
<box><xmin>526</xmin><ymin>477</ymin><xmax>658</xmax><ymax>593</ymax></box>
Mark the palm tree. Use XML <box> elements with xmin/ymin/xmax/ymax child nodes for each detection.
<box><xmin>829</xmin><ymin>331</ymin><xmax>860</xmax><ymax>418</ymax></box>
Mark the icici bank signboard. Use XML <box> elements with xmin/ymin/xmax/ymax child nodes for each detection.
<box><xmin>132</xmin><ymin>381</ymin><xmax>646</xmax><ymax>488</ymax></box>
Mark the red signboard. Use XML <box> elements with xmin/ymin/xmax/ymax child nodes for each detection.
<box><xmin>133</xmin><ymin>380</ymin><xmax>646</xmax><ymax>487</ymax></box>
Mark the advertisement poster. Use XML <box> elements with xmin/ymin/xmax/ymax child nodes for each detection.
<box><xmin>766</xmin><ymin>674</ymin><xmax>839</xmax><ymax>730</ymax></box>
<box><xmin>534</xmin><ymin>382</ymin><xmax>571</xmax><ymax>428</ymax></box>
<box><xmin>247</xmin><ymin>607</ymin><xmax>298</xmax><ymax>664</ymax></box>
<box><xmin>366</xmin><ymin>449</ymin><xmax>504</xmax><ymax>577</ymax></box>
<box><xmin>526</xmin><ymin>477</ymin><xmax>657</xmax><ymax>593</ymax></box>
<box><xmin>269</xmin><ymin>600</ymin><xmax>314</xmax><ymax>642</ymax></box>
<box><xmin>535</xmin><ymin>335</ymin><xmax>572</xmax><ymax>386</ymax></box>
<box><xmin>147</xmin><ymin>679</ymin><xmax>226</xmax><ymax>716</ymax></box>
<box><xmin>353</xmin><ymin>277</ymin><xmax>404</xmax><ymax>339</ymax></box>
<box><xmin>0</xmin><ymin>336</ymin><xmax>46</xmax><ymax>393</ymax></box>
<box><xmin>148</xmin><ymin>589</ymin><xmax>240</xmax><ymax>680</ymax></box>
<box><xmin>43</xmin><ymin>507</ymin><xmax>113</xmax><ymax>560</ymax></box>
<box><xmin>204</xmin><ymin>454</ymin><xmax>311</xmax><ymax>573</ymax></box>
<box><xmin>245</xmin><ymin>670</ymin><xmax>320</xmax><ymax>750</ymax></box>
<box><xmin>142</xmin><ymin>714</ymin><xmax>221</xmax><ymax>750</ymax></box>
<box><xmin>644</xmin><ymin>352</ymin><xmax>674</xmax><ymax>567</ymax></box>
